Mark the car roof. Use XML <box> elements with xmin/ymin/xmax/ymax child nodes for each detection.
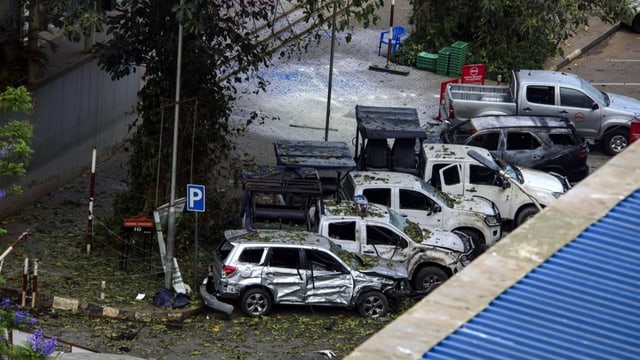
<box><xmin>348</xmin><ymin>171</ymin><xmax>423</xmax><ymax>190</ymax></box>
<box><xmin>355</xmin><ymin>105</ymin><xmax>428</xmax><ymax>140</ymax></box>
<box><xmin>469</xmin><ymin>115</ymin><xmax>573</xmax><ymax>131</ymax></box>
<box><xmin>224</xmin><ymin>229</ymin><xmax>334</xmax><ymax>249</ymax></box>
<box><xmin>422</xmin><ymin>143</ymin><xmax>491</xmax><ymax>161</ymax></box>
<box><xmin>323</xmin><ymin>200</ymin><xmax>391</xmax><ymax>220</ymax></box>
<box><xmin>515</xmin><ymin>70</ymin><xmax>584</xmax><ymax>88</ymax></box>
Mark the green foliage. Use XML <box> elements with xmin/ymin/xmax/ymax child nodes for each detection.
<box><xmin>409</xmin><ymin>0</ymin><xmax>630</xmax><ymax>78</ymax></box>
<box><xmin>94</xmin><ymin>1</ymin><xmax>383</xmax><ymax>237</ymax></box>
<box><xmin>0</xmin><ymin>86</ymin><xmax>34</xmax><ymax>195</ymax></box>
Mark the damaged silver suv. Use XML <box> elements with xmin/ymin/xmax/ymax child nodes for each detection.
<box><xmin>200</xmin><ymin>229</ymin><xmax>409</xmax><ymax>318</ymax></box>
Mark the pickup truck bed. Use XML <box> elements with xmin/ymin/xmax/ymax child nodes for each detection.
<box><xmin>448</xmin><ymin>84</ymin><xmax>513</xmax><ymax>103</ymax></box>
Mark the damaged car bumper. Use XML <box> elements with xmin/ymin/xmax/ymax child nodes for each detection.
<box><xmin>200</xmin><ymin>278</ymin><xmax>234</xmax><ymax>317</ymax></box>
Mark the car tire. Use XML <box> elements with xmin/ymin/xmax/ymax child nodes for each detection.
<box><xmin>413</xmin><ymin>267</ymin><xmax>448</xmax><ymax>294</ymax></box>
<box><xmin>456</xmin><ymin>228</ymin><xmax>486</xmax><ymax>260</ymax></box>
<box><xmin>515</xmin><ymin>205</ymin><xmax>539</xmax><ymax>226</ymax></box>
<box><xmin>240</xmin><ymin>287</ymin><xmax>273</xmax><ymax>317</ymax></box>
<box><xmin>357</xmin><ymin>291</ymin><xmax>389</xmax><ymax>318</ymax></box>
<box><xmin>602</xmin><ymin>128</ymin><xmax>629</xmax><ymax>155</ymax></box>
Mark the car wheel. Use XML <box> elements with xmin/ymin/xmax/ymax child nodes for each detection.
<box><xmin>633</xmin><ymin>14</ymin><xmax>640</xmax><ymax>33</ymax></box>
<box><xmin>602</xmin><ymin>128</ymin><xmax>629</xmax><ymax>155</ymax></box>
<box><xmin>515</xmin><ymin>205</ymin><xmax>539</xmax><ymax>226</ymax></box>
<box><xmin>414</xmin><ymin>267</ymin><xmax>448</xmax><ymax>294</ymax></box>
<box><xmin>240</xmin><ymin>288</ymin><xmax>272</xmax><ymax>317</ymax></box>
<box><xmin>456</xmin><ymin>228</ymin><xmax>486</xmax><ymax>260</ymax></box>
<box><xmin>357</xmin><ymin>291</ymin><xmax>389</xmax><ymax>318</ymax></box>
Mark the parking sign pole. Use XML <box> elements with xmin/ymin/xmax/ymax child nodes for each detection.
<box><xmin>187</xmin><ymin>184</ymin><xmax>205</xmax><ymax>290</ymax></box>
<box><xmin>194</xmin><ymin>212</ymin><xmax>198</xmax><ymax>289</ymax></box>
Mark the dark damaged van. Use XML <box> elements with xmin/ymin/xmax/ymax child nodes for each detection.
<box><xmin>441</xmin><ymin>115</ymin><xmax>589</xmax><ymax>183</ymax></box>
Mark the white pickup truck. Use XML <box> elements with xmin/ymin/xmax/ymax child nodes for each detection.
<box><xmin>313</xmin><ymin>200</ymin><xmax>472</xmax><ymax>295</ymax></box>
<box><xmin>443</xmin><ymin>69</ymin><xmax>640</xmax><ymax>155</ymax></box>
<box><xmin>421</xmin><ymin>144</ymin><xmax>570</xmax><ymax>226</ymax></box>
<box><xmin>339</xmin><ymin>170</ymin><xmax>502</xmax><ymax>257</ymax></box>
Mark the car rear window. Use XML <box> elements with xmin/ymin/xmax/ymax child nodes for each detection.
<box><xmin>238</xmin><ymin>247</ymin><xmax>264</xmax><ymax>264</ymax></box>
<box><xmin>548</xmin><ymin>133</ymin><xmax>578</xmax><ymax>146</ymax></box>
<box><xmin>216</xmin><ymin>240</ymin><xmax>235</xmax><ymax>262</ymax></box>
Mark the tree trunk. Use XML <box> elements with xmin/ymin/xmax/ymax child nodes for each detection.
<box><xmin>27</xmin><ymin>0</ymin><xmax>41</xmax><ymax>84</ymax></box>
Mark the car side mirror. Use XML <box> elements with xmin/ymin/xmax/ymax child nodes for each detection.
<box><xmin>501</xmin><ymin>177</ymin><xmax>511</xmax><ymax>189</ymax></box>
<box><xmin>591</xmin><ymin>102</ymin><xmax>599</xmax><ymax>110</ymax></box>
<box><xmin>432</xmin><ymin>204</ymin><xmax>442</xmax><ymax>213</ymax></box>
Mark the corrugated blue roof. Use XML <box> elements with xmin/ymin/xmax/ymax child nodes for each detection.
<box><xmin>422</xmin><ymin>189</ymin><xmax>640</xmax><ymax>360</ymax></box>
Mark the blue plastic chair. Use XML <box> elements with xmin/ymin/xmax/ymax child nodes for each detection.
<box><xmin>378</xmin><ymin>25</ymin><xmax>407</xmax><ymax>56</ymax></box>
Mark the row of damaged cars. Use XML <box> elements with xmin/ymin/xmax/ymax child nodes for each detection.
<box><xmin>201</xmin><ymin>105</ymin><xmax>577</xmax><ymax>319</ymax></box>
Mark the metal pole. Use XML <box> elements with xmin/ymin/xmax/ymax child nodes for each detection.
<box><xmin>86</xmin><ymin>147</ymin><xmax>96</xmax><ymax>255</ymax></box>
<box><xmin>385</xmin><ymin>0</ymin><xmax>395</xmax><ymax>68</ymax></box>
<box><xmin>165</xmin><ymin>0</ymin><xmax>185</xmax><ymax>290</ymax></box>
<box><xmin>194</xmin><ymin>212</ymin><xmax>199</xmax><ymax>288</ymax></box>
<box><xmin>324</xmin><ymin>0</ymin><xmax>338</xmax><ymax>141</ymax></box>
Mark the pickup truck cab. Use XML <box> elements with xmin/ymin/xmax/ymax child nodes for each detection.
<box><xmin>314</xmin><ymin>199</ymin><xmax>472</xmax><ymax>295</ymax></box>
<box><xmin>339</xmin><ymin>171</ymin><xmax>501</xmax><ymax>257</ymax></box>
<box><xmin>444</xmin><ymin>69</ymin><xmax>640</xmax><ymax>155</ymax></box>
<box><xmin>421</xmin><ymin>144</ymin><xmax>570</xmax><ymax>226</ymax></box>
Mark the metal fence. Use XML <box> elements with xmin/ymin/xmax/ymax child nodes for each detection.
<box><xmin>0</xmin><ymin>56</ymin><xmax>141</xmax><ymax>218</ymax></box>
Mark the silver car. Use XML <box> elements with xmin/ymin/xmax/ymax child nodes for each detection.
<box><xmin>200</xmin><ymin>229</ymin><xmax>409</xmax><ymax>318</ymax></box>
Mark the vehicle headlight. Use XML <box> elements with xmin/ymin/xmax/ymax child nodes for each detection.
<box><xmin>484</xmin><ymin>215</ymin><xmax>500</xmax><ymax>226</ymax></box>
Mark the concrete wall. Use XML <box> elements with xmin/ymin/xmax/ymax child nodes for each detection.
<box><xmin>0</xmin><ymin>55</ymin><xmax>141</xmax><ymax>218</ymax></box>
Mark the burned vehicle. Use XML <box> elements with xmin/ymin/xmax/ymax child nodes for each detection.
<box><xmin>274</xmin><ymin>139</ymin><xmax>357</xmax><ymax>198</ymax></box>
<box><xmin>200</xmin><ymin>229</ymin><xmax>409</xmax><ymax>317</ymax></box>
<box><xmin>353</xmin><ymin>105</ymin><xmax>429</xmax><ymax>176</ymax></box>
<box><xmin>240</xmin><ymin>165</ymin><xmax>324</xmax><ymax>230</ymax></box>
<box><xmin>441</xmin><ymin>115</ymin><xmax>589</xmax><ymax>183</ymax></box>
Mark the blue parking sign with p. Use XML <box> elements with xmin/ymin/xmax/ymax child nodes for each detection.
<box><xmin>187</xmin><ymin>184</ymin><xmax>205</xmax><ymax>212</ymax></box>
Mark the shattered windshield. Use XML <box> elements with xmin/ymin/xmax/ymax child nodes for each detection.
<box><xmin>493</xmin><ymin>154</ymin><xmax>523</xmax><ymax>183</ymax></box>
<box><xmin>388</xmin><ymin>207</ymin><xmax>408</xmax><ymax>230</ymax></box>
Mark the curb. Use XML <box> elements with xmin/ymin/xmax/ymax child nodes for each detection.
<box><xmin>553</xmin><ymin>22</ymin><xmax>621</xmax><ymax>71</ymax></box>
<box><xmin>0</xmin><ymin>287</ymin><xmax>204</xmax><ymax>322</ymax></box>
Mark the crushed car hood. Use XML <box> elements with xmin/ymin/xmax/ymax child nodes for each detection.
<box><xmin>520</xmin><ymin>167</ymin><xmax>565</xmax><ymax>194</ymax></box>
<box><xmin>357</xmin><ymin>256</ymin><xmax>409</xmax><ymax>279</ymax></box>
<box><xmin>419</xmin><ymin>227</ymin><xmax>468</xmax><ymax>253</ymax></box>
<box><xmin>452</xmin><ymin>196</ymin><xmax>496</xmax><ymax>216</ymax></box>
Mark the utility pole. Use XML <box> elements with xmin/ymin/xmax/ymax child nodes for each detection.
<box><xmin>324</xmin><ymin>0</ymin><xmax>338</xmax><ymax>141</ymax></box>
<box><xmin>165</xmin><ymin>0</ymin><xmax>185</xmax><ymax>290</ymax></box>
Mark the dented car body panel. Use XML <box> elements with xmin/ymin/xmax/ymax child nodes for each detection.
<box><xmin>316</xmin><ymin>200</ymin><xmax>471</xmax><ymax>289</ymax></box>
<box><xmin>341</xmin><ymin>171</ymin><xmax>502</xmax><ymax>248</ymax></box>
<box><xmin>421</xmin><ymin>144</ymin><xmax>569</xmax><ymax>223</ymax></box>
<box><xmin>201</xmin><ymin>229</ymin><xmax>408</xmax><ymax>317</ymax></box>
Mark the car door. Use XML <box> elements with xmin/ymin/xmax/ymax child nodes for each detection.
<box><xmin>503</xmin><ymin>130</ymin><xmax>546</xmax><ymax>167</ymax></box>
<box><xmin>303</xmin><ymin>249</ymin><xmax>354</xmax><ymax>306</ymax></box>
<box><xmin>361</xmin><ymin>222</ymin><xmax>410</xmax><ymax>263</ymax></box>
<box><xmin>466</xmin><ymin>163</ymin><xmax>515</xmax><ymax>220</ymax></box>
<box><xmin>436</xmin><ymin>162</ymin><xmax>464</xmax><ymax>196</ymax></box>
<box><xmin>263</xmin><ymin>247</ymin><xmax>306</xmax><ymax>304</ymax></box>
<box><xmin>521</xmin><ymin>85</ymin><xmax>557</xmax><ymax>116</ymax></box>
<box><xmin>397</xmin><ymin>188</ymin><xmax>444</xmax><ymax>230</ymax></box>
<box><xmin>558</xmin><ymin>87</ymin><xmax>602</xmax><ymax>138</ymax></box>
<box><xmin>324</xmin><ymin>220</ymin><xmax>361</xmax><ymax>254</ymax></box>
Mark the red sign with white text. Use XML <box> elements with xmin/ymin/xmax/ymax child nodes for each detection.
<box><xmin>461</xmin><ymin>64</ymin><xmax>486</xmax><ymax>85</ymax></box>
